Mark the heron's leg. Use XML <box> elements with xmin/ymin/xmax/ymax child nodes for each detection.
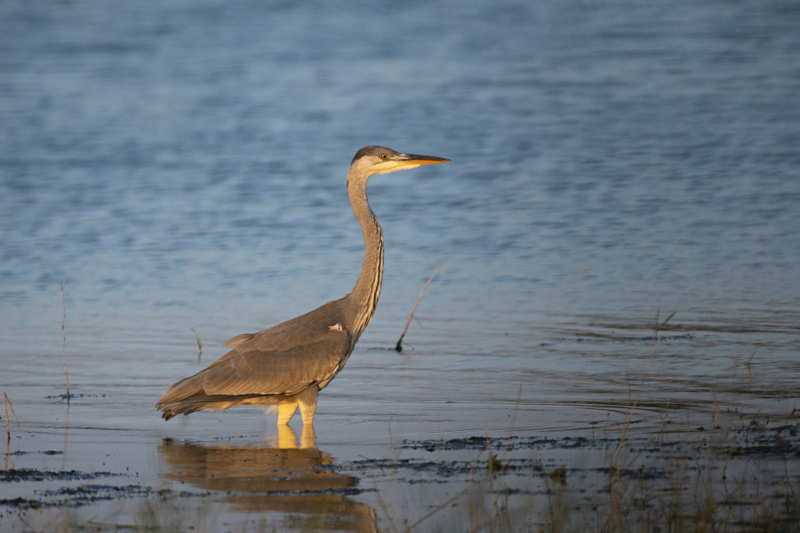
<box><xmin>277</xmin><ymin>401</ymin><xmax>298</xmax><ymax>425</ymax></box>
<box><xmin>297</xmin><ymin>386</ymin><xmax>319</xmax><ymax>426</ymax></box>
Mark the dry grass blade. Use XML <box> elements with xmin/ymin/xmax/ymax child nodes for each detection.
<box><xmin>614</xmin><ymin>334</ymin><xmax>660</xmax><ymax>482</ymax></box>
<box><xmin>725</xmin><ymin>347</ymin><xmax>758</xmax><ymax>373</ymax></box>
<box><xmin>191</xmin><ymin>327</ymin><xmax>203</xmax><ymax>362</ymax></box>
<box><xmin>4</xmin><ymin>392</ymin><xmax>8</xmax><ymax>441</ymax></box>
<box><xmin>4</xmin><ymin>391</ymin><xmax>19</xmax><ymax>441</ymax></box>
<box><xmin>395</xmin><ymin>263</ymin><xmax>443</xmax><ymax>352</ymax></box>
<box><xmin>403</xmin><ymin>484</ymin><xmax>467</xmax><ymax>532</ymax></box>
<box><xmin>654</xmin><ymin>309</ymin><xmax>676</xmax><ymax>332</ymax></box>
<box><xmin>505</xmin><ymin>378</ymin><xmax>523</xmax><ymax>455</ymax></box>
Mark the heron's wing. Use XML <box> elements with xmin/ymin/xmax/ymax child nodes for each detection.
<box><xmin>207</xmin><ymin>300</ymin><xmax>347</xmax><ymax>370</ymax></box>
<box><xmin>222</xmin><ymin>333</ymin><xmax>256</xmax><ymax>348</ymax></box>
<box><xmin>157</xmin><ymin>303</ymin><xmax>353</xmax><ymax>407</ymax></box>
<box><xmin>156</xmin><ymin>299</ymin><xmax>356</xmax><ymax>415</ymax></box>
<box><xmin>202</xmin><ymin>328</ymin><xmax>351</xmax><ymax>396</ymax></box>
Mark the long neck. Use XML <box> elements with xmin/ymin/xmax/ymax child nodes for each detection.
<box><xmin>346</xmin><ymin>172</ymin><xmax>384</xmax><ymax>339</ymax></box>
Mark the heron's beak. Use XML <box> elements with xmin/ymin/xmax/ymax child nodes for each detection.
<box><xmin>397</xmin><ymin>153</ymin><xmax>451</xmax><ymax>166</ymax></box>
<box><xmin>372</xmin><ymin>151</ymin><xmax>451</xmax><ymax>175</ymax></box>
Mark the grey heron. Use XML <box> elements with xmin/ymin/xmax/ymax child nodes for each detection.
<box><xmin>156</xmin><ymin>146</ymin><xmax>450</xmax><ymax>428</ymax></box>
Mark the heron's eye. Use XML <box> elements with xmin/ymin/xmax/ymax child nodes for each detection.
<box><xmin>381</xmin><ymin>154</ymin><xmax>387</xmax><ymax>159</ymax></box>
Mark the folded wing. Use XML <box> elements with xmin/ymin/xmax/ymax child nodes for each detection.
<box><xmin>156</xmin><ymin>304</ymin><xmax>352</xmax><ymax>418</ymax></box>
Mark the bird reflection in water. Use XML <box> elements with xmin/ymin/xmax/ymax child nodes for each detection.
<box><xmin>159</xmin><ymin>427</ymin><xmax>377</xmax><ymax>532</ymax></box>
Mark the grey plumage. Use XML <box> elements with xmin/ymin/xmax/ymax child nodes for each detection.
<box><xmin>156</xmin><ymin>146</ymin><xmax>450</xmax><ymax>426</ymax></box>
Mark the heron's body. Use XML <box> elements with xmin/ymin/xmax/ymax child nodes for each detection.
<box><xmin>156</xmin><ymin>146</ymin><xmax>449</xmax><ymax>427</ymax></box>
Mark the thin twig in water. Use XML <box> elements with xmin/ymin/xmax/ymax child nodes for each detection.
<box><xmin>395</xmin><ymin>263</ymin><xmax>443</xmax><ymax>352</ymax></box>
<box><xmin>191</xmin><ymin>327</ymin><xmax>203</xmax><ymax>362</ymax></box>
<box><xmin>653</xmin><ymin>309</ymin><xmax>676</xmax><ymax>333</ymax></box>
<box><xmin>4</xmin><ymin>391</ymin><xmax>19</xmax><ymax>441</ymax></box>
<box><xmin>59</xmin><ymin>279</ymin><xmax>71</xmax><ymax>402</ymax></box>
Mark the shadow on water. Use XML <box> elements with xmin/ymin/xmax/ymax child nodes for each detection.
<box><xmin>158</xmin><ymin>428</ymin><xmax>378</xmax><ymax>533</ymax></box>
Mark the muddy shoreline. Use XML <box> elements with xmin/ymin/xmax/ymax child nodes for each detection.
<box><xmin>4</xmin><ymin>419</ymin><xmax>799</xmax><ymax>531</ymax></box>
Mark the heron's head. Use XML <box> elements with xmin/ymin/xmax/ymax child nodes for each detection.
<box><xmin>350</xmin><ymin>145</ymin><xmax>450</xmax><ymax>178</ymax></box>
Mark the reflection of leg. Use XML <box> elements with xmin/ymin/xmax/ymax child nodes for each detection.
<box><xmin>277</xmin><ymin>423</ymin><xmax>299</xmax><ymax>449</ymax></box>
<box><xmin>297</xmin><ymin>386</ymin><xmax>319</xmax><ymax>426</ymax></box>
<box><xmin>300</xmin><ymin>424</ymin><xmax>317</xmax><ymax>449</ymax></box>
<box><xmin>278</xmin><ymin>401</ymin><xmax>298</xmax><ymax>425</ymax></box>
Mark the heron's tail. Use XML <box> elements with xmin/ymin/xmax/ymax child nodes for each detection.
<box><xmin>157</xmin><ymin>374</ymin><xmax>276</xmax><ymax>420</ymax></box>
<box><xmin>156</xmin><ymin>372</ymin><xmax>208</xmax><ymax>419</ymax></box>
<box><xmin>158</xmin><ymin>394</ymin><xmax>276</xmax><ymax>419</ymax></box>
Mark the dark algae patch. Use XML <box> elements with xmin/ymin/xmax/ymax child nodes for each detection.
<box><xmin>346</xmin><ymin>457</ymin><xmax>539</xmax><ymax>477</ymax></box>
<box><xmin>1</xmin><ymin>469</ymin><xmax>132</xmax><ymax>510</ymax></box>
<box><xmin>5</xmin><ymin>450</ymin><xmax>63</xmax><ymax>457</ymax></box>
<box><xmin>0</xmin><ymin>469</ymin><xmax>122</xmax><ymax>482</ymax></box>
<box><xmin>401</xmin><ymin>435</ymin><xmax>607</xmax><ymax>452</ymax></box>
<box><xmin>2</xmin><ymin>485</ymin><xmax>209</xmax><ymax>511</ymax></box>
<box><xmin>401</xmin><ymin>423</ymin><xmax>800</xmax><ymax>460</ymax></box>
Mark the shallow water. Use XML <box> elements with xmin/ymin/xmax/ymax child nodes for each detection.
<box><xmin>2</xmin><ymin>0</ymin><xmax>799</xmax><ymax>530</ymax></box>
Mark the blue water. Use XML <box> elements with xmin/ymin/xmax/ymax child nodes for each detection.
<box><xmin>1</xmin><ymin>0</ymin><xmax>799</xmax><ymax>527</ymax></box>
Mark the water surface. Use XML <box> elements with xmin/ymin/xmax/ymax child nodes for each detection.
<box><xmin>1</xmin><ymin>0</ymin><xmax>799</xmax><ymax>530</ymax></box>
